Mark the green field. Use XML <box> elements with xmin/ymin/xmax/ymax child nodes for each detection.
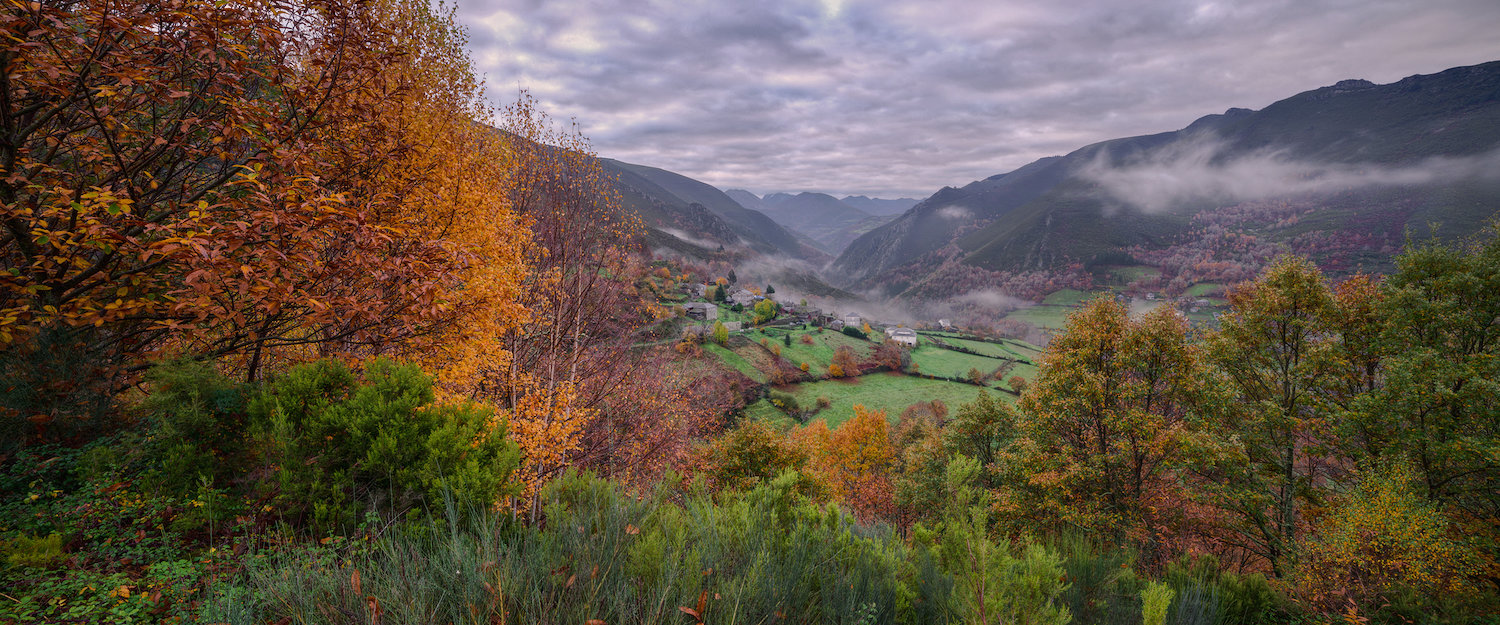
<box><xmin>1003</xmin><ymin>304</ymin><xmax>1077</xmax><ymax>330</ymax></box>
<box><xmin>937</xmin><ymin>336</ymin><xmax>1038</xmax><ymax>361</ymax></box>
<box><xmin>745</xmin><ymin>327</ymin><xmax>873</xmax><ymax>373</ymax></box>
<box><xmin>704</xmin><ymin>343</ymin><xmax>767</xmax><ymax>383</ymax></box>
<box><xmin>1185</xmin><ymin>283</ymin><xmax>1225</xmax><ymax>297</ymax></box>
<box><xmin>1106</xmin><ymin>266</ymin><xmax>1162</xmax><ymax>284</ymax></box>
<box><xmin>909</xmin><ymin>344</ymin><xmax>1012</xmax><ymax>381</ymax></box>
<box><xmin>782</xmin><ymin>373</ymin><xmax>995</xmax><ymax>427</ymax></box>
<box><xmin>1041</xmin><ymin>289</ymin><xmax>1096</xmax><ymax>306</ymax></box>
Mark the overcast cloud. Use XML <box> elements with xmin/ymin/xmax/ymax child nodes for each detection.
<box><xmin>459</xmin><ymin>0</ymin><xmax>1500</xmax><ymax>198</ymax></box>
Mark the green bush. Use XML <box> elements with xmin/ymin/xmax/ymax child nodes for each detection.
<box><xmin>1143</xmin><ymin>581</ymin><xmax>1174</xmax><ymax>625</ymax></box>
<box><xmin>1052</xmin><ymin>533</ymin><xmax>1140</xmax><ymax>625</ymax></box>
<box><xmin>1162</xmin><ymin>554</ymin><xmax>1275</xmax><ymax>625</ymax></box>
<box><xmin>136</xmin><ymin>359</ymin><xmax>251</xmax><ymax>496</ymax></box>
<box><xmin>250</xmin><ymin>358</ymin><xmax>522</xmax><ymax>532</ymax></box>
<box><xmin>226</xmin><ymin>470</ymin><xmax>957</xmax><ymax>624</ymax></box>
<box><xmin>843</xmin><ymin>325</ymin><xmax>869</xmax><ymax>340</ymax></box>
<box><xmin>2</xmin><ymin>533</ymin><xmax>63</xmax><ymax>569</ymax></box>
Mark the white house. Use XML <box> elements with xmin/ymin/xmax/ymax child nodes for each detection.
<box><xmin>842</xmin><ymin>313</ymin><xmax>862</xmax><ymax>328</ymax></box>
<box><xmin>888</xmin><ymin>328</ymin><xmax>918</xmax><ymax>347</ymax></box>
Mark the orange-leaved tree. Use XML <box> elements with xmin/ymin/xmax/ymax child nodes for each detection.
<box><xmin>795</xmin><ymin>405</ymin><xmax>896</xmax><ymax>521</ymax></box>
<box><xmin>0</xmin><ymin>0</ymin><xmax>494</xmax><ymax>443</ymax></box>
<box><xmin>483</xmin><ymin>95</ymin><xmax>656</xmax><ymax>508</ymax></box>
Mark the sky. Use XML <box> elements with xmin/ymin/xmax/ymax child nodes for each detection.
<box><xmin>458</xmin><ymin>0</ymin><xmax>1500</xmax><ymax>199</ymax></box>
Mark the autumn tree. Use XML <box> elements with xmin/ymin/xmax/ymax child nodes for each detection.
<box><xmin>700</xmin><ymin>419</ymin><xmax>807</xmax><ymax>492</ymax></box>
<box><xmin>944</xmin><ymin>391</ymin><xmax>1014</xmax><ymax>491</ymax></box>
<box><xmin>1346</xmin><ymin>233</ymin><xmax>1500</xmax><ymax>524</ymax></box>
<box><xmin>1003</xmin><ymin>299</ymin><xmax>1214</xmax><ymax>555</ymax></box>
<box><xmin>1204</xmin><ymin>256</ymin><xmax>1342</xmax><ymax>576</ymax></box>
<box><xmin>481</xmin><ymin>96</ymin><xmax>652</xmax><ymax>506</ymax></box>
<box><xmin>832</xmin><ymin>345</ymin><xmax>861</xmax><ymax>377</ymax></box>
<box><xmin>794</xmin><ymin>405</ymin><xmax>896</xmax><ymax>520</ymax></box>
<box><xmin>0</xmin><ymin>0</ymin><xmax>501</xmax><ymax>443</ymax></box>
<box><xmin>1290</xmin><ymin>462</ymin><xmax>1485</xmax><ymax>619</ymax></box>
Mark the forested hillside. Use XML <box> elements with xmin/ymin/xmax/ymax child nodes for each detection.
<box><xmin>834</xmin><ymin>61</ymin><xmax>1500</xmax><ymax>299</ymax></box>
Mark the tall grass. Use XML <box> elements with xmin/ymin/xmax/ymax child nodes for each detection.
<box><xmin>219</xmin><ymin>471</ymin><xmax>955</xmax><ymax>624</ymax></box>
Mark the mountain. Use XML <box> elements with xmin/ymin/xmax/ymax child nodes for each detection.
<box><xmin>832</xmin><ymin>60</ymin><xmax>1500</xmax><ymax>294</ymax></box>
<box><xmin>841</xmin><ymin>195</ymin><xmax>920</xmax><ymax>216</ymax></box>
<box><xmin>596</xmin><ymin>160</ymin><xmax>827</xmax><ymax>262</ymax></box>
<box><xmin>727</xmin><ymin>190</ymin><xmax>897</xmax><ymax>254</ymax></box>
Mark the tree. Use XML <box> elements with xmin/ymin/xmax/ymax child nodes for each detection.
<box><xmin>713</xmin><ymin>284</ymin><xmax>728</xmax><ymax>302</ymax></box>
<box><xmin>832</xmin><ymin>345</ymin><xmax>861</xmax><ymax>376</ymax></box>
<box><xmin>1004</xmin><ymin>298</ymin><xmax>1214</xmax><ymax>552</ymax></box>
<box><xmin>0</xmin><ymin>0</ymin><xmax>507</xmax><ymax>442</ymax></box>
<box><xmin>796</xmin><ymin>405</ymin><xmax>896</xmax><ymax>520</ymax></box>
<box><xmin>753</xmin><ymin>298</ymin><xmax>778</xmax><ymax>324</ymax></box>
<box><xmin>1290</xmin><ymin>462</ymin><xmax>1484</xmax><ymax>618</ymax></box>
<box><xmin>1347</xmin><ymin>233</ymin><xmax>1500</xmax><ymax>523</ymax></box>
<box><xmin>484</xmin><ymin>96</ymin><xmax>653</xmax><ymax>507</ymax></box>
<box><xmin>935</xmin><ymin>456</ymin><xmax>1072</xmax><ymax>625</ymax></box>
<box><xmin>701</xmin><ymin>419</ymin><xmax>807</xmax><ymax>492</ymax></box>
<box><xmin>712</xmin><ymin>321</ymin><xmax>729</xmax><ymax>346</ymax></box>
<box><xmin>944</xmin><ymin>391</ymin><xmax>1014</xmax><ymax>494</ymax></box>
<box><xmin>765</xmin><ymin>284</ymin><xmax>775</xmax><ymax>294</ymax></box>
<box><xmin>1205</xmin><ymin>256</ymin><xmax>1341</xmax><ymax>576</ymax></box>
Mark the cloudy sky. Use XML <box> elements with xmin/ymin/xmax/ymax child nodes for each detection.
<box><xmin>459</xmin><ymin>0</ymin><xmax>1500</xmax><ymax>198</ymax></box>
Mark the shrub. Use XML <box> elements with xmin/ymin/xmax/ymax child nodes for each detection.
<box><xmin>1290</xmin><ymin>462</ymin><xmax>1486</xmax><ymax>621</ymax></box>
<box><xmin>250</xmin><ymin>359</ymin><xmax>521</xmax><ymax>531</ymax></box>
<box><xmin>2</xmin><ymin>533</ymin><xmax>64</xmax><ymax>569</ymax></box>
<box><xmin>828</xmin><ymin>363</ymin><xmax>845</xmax><ymax>378</ymax></box>
<box><xmin>842</xmin><ymin>326</ymin><xmax>868</xmax><ymax>340</ymax></box>
<box><xmin>800</xmin><ymin>334</ymin><xmax>814</xmax><ymax>345</ymax></box>
<box><xmin>135</xmin><ymin>360</ymin><xmax>251</xmax><ymax>496</ymax></box>
<box><xmin>1161</xmin><ymin>554</ymin><xmax>1273</xmax><ymax>625</ymax></box>
<box><xmin>227</xmin><ymin>471</ymin><xmax>955</xmax><ymax>624</ymax></box>
<box><xmin>1142</xmin><ymin>581</ymin><xmax>1174</xmax><ymax>625</ymax></box>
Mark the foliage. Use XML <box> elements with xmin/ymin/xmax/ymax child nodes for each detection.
<box><xmin>1346</xmin><ymin>231</ymin><xmax>1500</xmax><ymax>525</ymax></box>
<box><xmin>2</xmin><ymin>533</ymin><xmax>63</xmax><ymax>569</ymax></box>
<box><xmin>754</xmin><ymin>298</ymin><xmax>780</xmax><ymax>324</ymax></box>
<box><xmin>1052</xmin><ymin>534</ymin><xmax>1141</xmax><ymax>625</ymax></box>
<box><xmin>1290</xmin><ymin>462</ymin><xmax>1488</xmax><ymax>621</ymax></box>
<box><xmin>943</xmin><ymin>391</ymin><xmax>1014</xmax><ymax>491</ymax></box>
<box><xmin>1006</xmin><ymin>298</ymin><xmax>1215</xmax><ymax>552</ymax></box>
<box><xmin>1204</xmin><ymin>256</ymin><xmax>1343</xmax><ymax>576</ymax></box>
<box><xmin>1143</xmin><ymin>581</ymin><xmax>1175</xmax><ymax>625</ymax></box>
<box><xmin>713</xmin><ymin>320</ymin><xmax>730</xmax><ymax>346</ymax></box>
<box><xmin>1160</xmin><ymin>554</ymin><xmax>1275</xmax><ymax>625</ymax></box>
<box><xmin>844</xmin><ymin>325</ymin><xmax>870</xmax><ymax>340</ymax></box>
<box><xmin>0</xmin><ymin>0</ymin><xmax>503</xmax><ymax>443</ymax></box>
<box><xmin>795</xmin><ymin>406</ymin><xmax>897</xmax><ymax>520</ymax></box>
<box><xmin>834</xmin><ymin>345</ymin><xmax>863</xmax><ymax>376</ymax></box>
<box><xmin>700</xmin><ymin>420</ymin><xmax>808</xmax><ymax>492</ymax></box>
<box><xmin>251</xmin><ymin>359</ymin><xmax>521</xmax><ymax>532</ymax></box>
<box><xmin>134</xmin><ymin>360</ymin><xmax>251</xmax><ymax>496</ymax></box>
<box><xmin>227</xmin><ymin>471</ymin><xmax>957</xmax><ymax>625</ymax></box>
<box><xmin>931</xmin><ymin>457</ymin><xmax>1072</xmax><ymax>625</ymax></box>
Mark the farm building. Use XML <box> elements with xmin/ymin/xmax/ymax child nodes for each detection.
<box><xmin>682</xmin><ymin>302</ymin><xmax>717</xmax><ymax>321</ymax></box>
